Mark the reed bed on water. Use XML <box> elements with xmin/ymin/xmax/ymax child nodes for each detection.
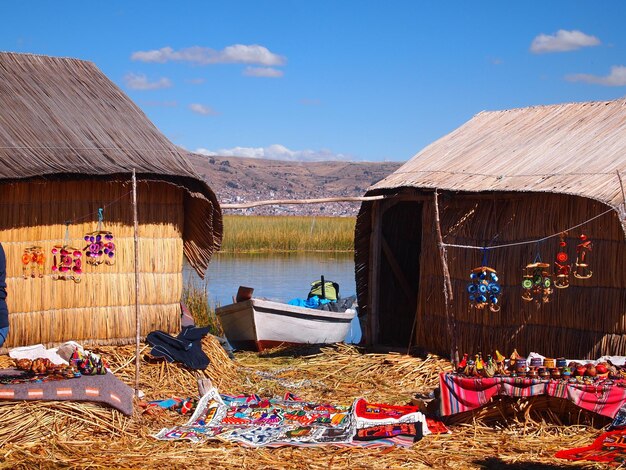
<box><xmin>221</xmin><ymin>215</ymin><xmax>355</xmax><ymax>253</ymax></box>
<box><xmin>0</xmin><ymin>339</ymin><xmax>607</xmax><ymax>469</ymax></box>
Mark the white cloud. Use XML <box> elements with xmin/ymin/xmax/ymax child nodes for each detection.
<box><xmin>189</xmin><ymin>103</ymin><xmax>218</xmax><ymax>115</ymax></box>
<box><xmin>124</xmin><ymin>73</ymin><xmax>172</xmax><ymax>90</ymax></box>
<box><xmin>195</xmin><ymin>144</ymin><xmax>351</xmax><ymax>162</ymax></box>
<box><xmin>243</xmin><ymin>66</ymin><xmax>284</xmax><ymax>78</ymax></box>
<box><xmin>131</xmin><ymin>44</ymin><xmax>286</xmax><ymax>66</ymax></box>
<box><xmin>566</xmin><ymin>65</ymin><xmax>626</xmax><ymax>86</ymax></box>
<box><xmin>530</xmin><ymin>29</ymin><xmax>600</xmax><ymax>53</ymax></box>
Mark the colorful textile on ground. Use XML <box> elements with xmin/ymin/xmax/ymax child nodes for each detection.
<box><xmin>555</xmin><ymin>430</ymin><xmax>626</xmax><ymax>464</ymax></box>
<box><xmin>352</xmin><ymin>399</ymin><xmax>427</xmax><ymax>444</ymax></box>
<box><xmin>154</xmin><ymin>388</ymin><xmax>437</xmax><ymax>447</ymax></box>
<box><xmin>440</xmin><ymin>372</ymin><xmax>626</xmax><ymax>418</ymax></box>
<box><xmin>140</xmin><ymin>397</ymin><xmax>197</xmax><ymax>415</ymax></box>
<box><xmin>0</xmin><ymin>371</ymin><xmax>133</xmax><ymax>415</ymax></box>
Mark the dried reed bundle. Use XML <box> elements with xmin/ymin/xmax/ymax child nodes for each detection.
<box><xmin>0</xmin><ymin>339</ymin><xmax>609</xmax><ymax>469</ymax></box>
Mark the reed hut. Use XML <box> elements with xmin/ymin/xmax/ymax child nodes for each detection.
<box><xmin>355</xmin><ymin>99</ymin><xmax>626</xmax><ymax>359</ymax></box>
<box><xmin>0</xmin><ymin>52</ymin><xmax>222</xmax><ymax>349</ymax></box>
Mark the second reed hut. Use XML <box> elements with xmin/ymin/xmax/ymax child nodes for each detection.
<box><xmin>0</xmin><ymin>52</ymin><xmax>222</xmax><ymax>349</ymax></box>
<box><xmin>355</xmin><ymin>99</ymin><xmax>626</xmax><ymax>359</ymax></box>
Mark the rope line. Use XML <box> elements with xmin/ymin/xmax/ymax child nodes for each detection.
<box><xmin>442</xmin><ymin>208</ymin><xmax>615</xmax><ymax>250</ymax></box>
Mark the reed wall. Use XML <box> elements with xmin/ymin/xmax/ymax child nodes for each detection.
<box><xmin>0</xmin><ymin>179</ymin><xmax>184</xmax><ymax>348</ymax></box>
<box><xmin>357</xmin><ymin>189</ymin><xmax>626</xmax><ymax>359</ymax></box>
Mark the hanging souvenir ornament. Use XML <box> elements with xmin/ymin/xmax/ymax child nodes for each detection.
<box><xmin>51</xmin><ymin>222</ymin><xmax>82</xmax><ymax>283</ymax></box>
<box><xmin>573</xmin><ymin>234</ymin><xmax>592</xmax><ymax>279</ymax></box>
<box><xmin>467</xmin><ymin>266</ymin><xmax>502</xmax><ymax>312</ymax></box>
<box><xmin>521</xmin><ymin>261</ymin><xmax>553</xmax><ymax>303</ymax></box>
<box><xmin>83</xmin><ymin>208</ymin><xmax>116</xmax><ymax>266</ymax></box>
<box><xmin>21</xmin><ymin>246</ymin><xmax>45</xmax><ymax>279</ymax></box>
<box><xmin>554</xmin><ymin>232</ymin><xmax>570</xmax><ymax>289</ymax></box>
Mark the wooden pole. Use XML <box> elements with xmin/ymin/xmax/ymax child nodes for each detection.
<box><xmin>433</xmin><ymin>190</ymin><xmax>458</xmax><ymax>366</ymax></box>
<box><xmin>132</xmin><ymin>169</ymin><xmax>141</xmax><ymax>396</ymax></box>
<box><xmin>617</xmin><ymin>170</ymin><xmax>626</xmax><ymax>234</ymax></box>
<box><xmin>221</xmin><ymin>194</ymin><xmax>386</xmax><ymax>209</ymax></box>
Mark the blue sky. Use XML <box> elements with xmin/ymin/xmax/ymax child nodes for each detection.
<box><xmin>2</xmin><ymin>1</ymin><xmax>626</xmax><ymax>162</ymax></box>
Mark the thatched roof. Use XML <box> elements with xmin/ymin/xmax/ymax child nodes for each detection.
<box><xmin>371</xmin><ymin>99</ymin><xmax>626</xmax><ymax>225</ymax></box>
<box><xmin>0</xmin><ymin>52</ymin><xmax>222</xmax><ymax>276</ymax></box>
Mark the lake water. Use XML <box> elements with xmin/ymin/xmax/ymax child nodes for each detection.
<box><xmin>182</xmin><ymin>252</ymin><xmax>361</xmax><ymax>343</ymax></box>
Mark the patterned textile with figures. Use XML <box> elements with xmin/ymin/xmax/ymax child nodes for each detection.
<box><xmin>154</xmin><ymin>387</ymin><xmax>436</xmax><ymax>447</ymax></box>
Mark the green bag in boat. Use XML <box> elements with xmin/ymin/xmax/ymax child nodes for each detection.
<box><xmin>308</xmin><ymin>278</ymin><xmax>339</xmax><ymax>301</ymax></box>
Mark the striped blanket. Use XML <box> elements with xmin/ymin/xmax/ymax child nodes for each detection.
<box><xmin>439</xmin><ymin>372</ymin><xmax>626</xmax><ymax>418</ymax></box>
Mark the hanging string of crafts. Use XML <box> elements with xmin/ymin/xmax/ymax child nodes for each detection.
<box><xmin>466</xmin><ymin>249</ymin><xmax>502</xmax><ymax>312</ymax></box>
<box><xmin>520</xmin><ymin>232</ymin><xmax>592</xmax><ymax>301</ymax></box>
<box><xmin>553</xmin><ymin>232</ymin><xmax>593</xmax><ymax>289</ymax></box>
<box><xmin>574</xmin><ymin>234</ymin><xmax>592</xmax><ymax>279</ymax></box>
<box><xmin>21</xmin><ymin>246</ymin><xmax>45</xmax><ymax>279</ymax></box>
<box><xmin>51</xmin><ymin>221</ymin><xmax>83</xmax><ymax>283</ymax></box>
<box><xmin>83</xmin><ymin>208</ymin><xmax>116</xmax><ymax>266</ymax></box>
<box><xmin>554</xmin><ymin>232</ymin><xmax>571</xmax><ymax>288</ymax></box>
<box><xmin>521</xmin><ymin>247</ymin><xmax>553</xmax><ymax>303</ymax></box>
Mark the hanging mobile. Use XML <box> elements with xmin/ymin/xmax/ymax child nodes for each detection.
<box><xmin>521</xmin><ymin>250</ymin><xmax>552</xmax><ymax>303</ymax></box>
<box><xmin>554</xmin><ymin>232</ymin><xmax>570</xmax><ymax>289</ymax></box>
<box><xmin>467</xmin><ymin>248</ymin><xmax>502</xmax><ymax>312</ymax></box>
<box><xmin>21</xmin><ymin>246</ymin><xmax>45</xmax><ymax>279</ymax></box>
<box><xmin>51</xmin><ymin>221</ymin><xmax>82</xmax><ymax>283</ymax></box>
<box><xmin>83</xmin><ymin>208</ymin><xmax>116</xmax><ymax>266</ymax></box>
<box><xmin>573</xmin><ymin>233</ymin><xmax>592</xmax><ymax>279</ymax></box>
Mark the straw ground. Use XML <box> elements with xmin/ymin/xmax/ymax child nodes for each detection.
<box><xmin>0</xmin><ymin>339</ymin><xmax>607</xmax><ymax>469</ymax></box>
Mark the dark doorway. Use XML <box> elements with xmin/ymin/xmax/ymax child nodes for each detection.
<box><xmin>377</xmin><ymin>201</ymin><xmax>423</xmax><ymax>347</ymax></box>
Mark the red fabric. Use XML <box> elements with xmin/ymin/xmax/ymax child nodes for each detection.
<box><xmin>439</xmin><ymin>372</ymin><xmax>626</xmax><ymax>418</ymax></box>
<box><xmin>555</xmin><ymin>430</ymin><xmax>626</xmax><ymax>463</ymax></box>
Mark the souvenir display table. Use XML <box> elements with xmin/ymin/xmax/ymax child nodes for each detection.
<box><xmin>439</xmin><ymin>372</ymin><xmax>626</xmax><ymax>419</ymax></box>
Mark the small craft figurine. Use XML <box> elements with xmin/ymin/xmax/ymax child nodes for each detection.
<box><xmin>554</xmin><ymin>233</ymin><xmax>570</xmax><ymax>289</ymax></box>
<box><xmin>21</xmin><ymin>246</ymin><xmax>45</xmax><ymax>279</ymax></box>
<box><xmin>521</xmin><ymin>262</ymin><xmax>553</xmax><ymax>303</ymax></box>
<box><xmin>457</xmin><ymin>353</ymin><xmax>468</xmax><ymax>373</ymax></box>
<box><xmin>573</xmin><ymin>233</ymin><xmax>592</xmax><ymax>279</ymax></box>
<box><xmin>483</xmin><ymin>354</ymin><xmax>496</xmax><ymax>378</ymax></box>
<box><xmin>467</xmin><ymin>266</ymin><xmax>502</xmax><ymax>312</ymax></box>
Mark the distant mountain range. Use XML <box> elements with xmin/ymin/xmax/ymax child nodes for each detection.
<box><xmin>188</xmin><ymin>153</ymin><xmax>403</xmax><ymax>216</ymax></box>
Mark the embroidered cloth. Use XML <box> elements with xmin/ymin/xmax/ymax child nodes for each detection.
<box><xmin>154</xmin><ymin>388</ymin><xmax>441</xmax><ymax>447</ymax></box>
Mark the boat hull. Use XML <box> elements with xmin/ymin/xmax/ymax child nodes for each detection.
<box><xmin>216</xmin><ymin>298</ymin><xmax>356</xmax><ymax>352</ymax></box>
